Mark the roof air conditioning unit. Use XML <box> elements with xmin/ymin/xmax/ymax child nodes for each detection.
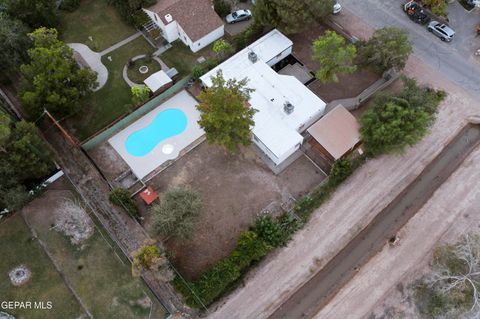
<box><xmin>165</xmin><ymin>14</ymin><xmax>173</xmax><ymax>23</ymax></box>
<box><xmin>248</xmin><ymin>50</ymin><xmax>258</xmax><ymax>63</ymax></box>
<box><xmin>284</xmin><ymin>101</ymin><xmax>294</xmax><ymax>114</ymax></box>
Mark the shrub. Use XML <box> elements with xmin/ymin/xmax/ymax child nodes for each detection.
<box><xmin>59</xmin><ymin>0</ymin><xmax>80</xmax><ymax>12</ymax></box>
<box><xmin>213</xmin><ymin>0</ymin><xmax>231</xmax><ymax>17</ymax></box>
<box><xmin>233</xmin><ymin>22</ymin><xmax>264</xmax><ymax>50</ymax></box>
<box><xmin>250</xmin><ymin>215</ymin><xmax>287</xmax><ymax>247</ymax></box>
<box><xmin>328</xmin><ymin>159</ymin><xmax>353</xmax><ymax>186</ymax></box>
<box><xmin>150</xmin><ymin>187</ymin><xmax>202</xmax><ymax>239</ymax></box>
<box><xmin>192</xmin><ymin>65</ymin><xmax>205</xmax><ymax>80</ymax></box>
<box><xmin>174</xmin><ymin>230</ymin><xmax>272</xmax><ymax>307</ymax></box>
<box><xmin>132</xmin><ymin>10</ymin><xmax>151</xmax><ymax>28</ymax></box>
<box><xmin>108</xmin><ymin>187</ymin><xmax>140</xmax><ymax>218</ymax></box>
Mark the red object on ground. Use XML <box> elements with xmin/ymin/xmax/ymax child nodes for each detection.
<box><xmin>140</xmin><ymin>186</ymin><xmax>158</xmax><ymax>205</ymax></box>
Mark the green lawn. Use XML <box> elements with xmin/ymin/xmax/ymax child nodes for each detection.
<box><xmin>160</xmin><ymin>41</ymin><xmax>215</xmax><ymax>77</ymax></box>
<box><xmin>59</xmin><ymin>0</ymin><xmax>136</xmax><ymax>52</ymax></box>
<box><xmin>23</xmin><ymin>188</ymin><xmax>167</xmax><ymax>318</ymax></box>
<box><xmin>127</xmin><ymin>57</ymin><xmax>162</xmax><ymax>84</ymax></box>
<box><xmin>74</xmin><ymin>36</ymin><xmax>156</xmax><ymax>140</ymax></box>
<box><xmin>0</xmin><ymin>215</ymin><xmax>85</xmax><ymax>319</ymax></box>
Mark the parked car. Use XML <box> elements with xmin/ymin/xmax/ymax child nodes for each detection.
<box><xmin>225</xmin><ymin>9</ymin><xmax>252</xmax><ymax>24</ymax></box>
<box><xmin>427</xmin><ymin>21</ymin><xmax>455</xmax><ymax>42</ymax></box>
<box><xmin>333</xmin><ymin>1</ymin><xmax>342</xmax><ymax>14</ymax></box>
<box><xmin>403</xmin><ymin>1</ymin><xmax>430</xmax><ymax>25</ymax></box>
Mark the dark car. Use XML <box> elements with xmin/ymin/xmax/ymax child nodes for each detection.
<box><xmin>403</xmin><ymin>1</ymin><xmax>430</xmax><ymax>25</ymax></box>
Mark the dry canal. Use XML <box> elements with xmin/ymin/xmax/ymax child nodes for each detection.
<box><xmin>270</xmin><ymin>123</ymin><xmax>480</xmax><ymax>319</ymax></box>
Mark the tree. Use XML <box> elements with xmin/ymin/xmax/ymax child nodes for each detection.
<box><xmin>151</xmin><ymin>187</ymin><xmax>202</xmax><ymax>239</ymax></box>
<box><xmin>7</xmin><ymin>120</ymin><xmax>53</xmax><ymax>180</ymax></box>
<box><xmin>20</xmin><ymin>28</ymin><xmax>97</xmax><ymax>118</ymax></box>
<box><xmin>0</xmin><ymin>112</ymin><xmax>11</xmax><ymax>152</ymax></box>
<box><xmin>357</xmin><ymin>27</ymin><xmax>412</xmax><ymax>73</ymax></box>
<box><xmin>197</xmin><ymin>70</ymin><xmax>256</xmax><ymax>152</ymax></box>
<box><xmin>0</xmin><ymin>13</ymin><xmax>31</xmax><ymax>75</ymax></box>
<box><xmin>312</xmin><ymin>31</ymin><xmax>357</xmax><ymax>83</ymax></box>
<box><xmin>213</xmin><ymin>0</ymin><xmax>232</xmax><ymax>17</ymax></box>
<box><xmin>253</xmin><ymin>0</ymin><xmax>335</xmax><ymax>34</ymax></box>
<box><xmin>414</xmin><ymin>234</ymin><xmax>480</xmax><ymax>318</ymax></box>
<box><xmin>359</xmin><ymin>78</ymin><xmax>445</xmax><ymax>156</ymax></box>
<box><xmin>4</xmin><ymin>0</ymin><xmax>59</xmax><ymax>28</ymax></box>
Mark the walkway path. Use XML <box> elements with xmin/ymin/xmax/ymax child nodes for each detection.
<box><xmin>100</xmin><ymin>31</ymin><xmax>142</xmax><ymax>56</ymax></box>
<box><xmin>69</xmin><ymin>43</ymin><xmax>108</xmax><ymax>91</ymax></box>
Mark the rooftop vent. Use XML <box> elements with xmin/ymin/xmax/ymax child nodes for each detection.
<box><xmin>284</xmin><ymin>101</ymin><xmax>294</xmax><ymax>114</ymax></box>
<box><xmin>248</xmin><ymin>50</ymin><xmax>258</xmax><ymax>63</ymax></box>
<box><xmin>165</xmin><ymin>14</ymin><xmax>173</xmax><ymax>23</ymax></box>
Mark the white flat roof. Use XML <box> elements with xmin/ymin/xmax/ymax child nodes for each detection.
<box><xmin>144</xmin><ymin>70</ymin><xmax>172</xmax><ymax>92</ymax></box>
<box><xmin>200</xmin><ymin>29</ymin><xmax>325</xmax><ymax>160</ymax></box>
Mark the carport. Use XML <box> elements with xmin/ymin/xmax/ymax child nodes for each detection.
<box><xmin>307</xmin><ymin>104</ymin><xmax>361</xmax><ymax>162</ymax></box>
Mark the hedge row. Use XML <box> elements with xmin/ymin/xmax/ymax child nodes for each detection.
<box><xmin>174</xmin><ymin>154</ymin><xmax>366</xmax><ymax>309</ymax></box>
<box><xmin>108</xmin><ymin>187</ymin><xmax>140</xmax><ymax>219</ymax></box>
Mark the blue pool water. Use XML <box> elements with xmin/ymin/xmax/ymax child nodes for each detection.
<box><xmin>125</xmin><ymin>108</ymin><xmax>187</xmax><ymax>157</ymax></box>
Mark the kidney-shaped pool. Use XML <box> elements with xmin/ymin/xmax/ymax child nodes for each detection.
<box><xmin>125</xmin><ymin>108</ymin><xmax>187</xmax><ymax>157</ymax></box>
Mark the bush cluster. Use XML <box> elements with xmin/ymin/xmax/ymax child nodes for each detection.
<box><xmin>213</xmin><ymin>0</ymin><xmax>231</xmax><ymax>17</ymax></box>
<box><xmin>174</xmin><ymin>230</ymin><xmax>273</xmax><ymax>307</ymax></box>
<box><xmin>108</xmin><ymin>187</ymin><xmax>140</xmax><ymax>219</ymax></box>
<box><xmin>233</xmin><ymin>23</ymin><xmax>265</xmax><ymax>50</ymax></box>
<box><xmin>59</xmin><ymin>0</ymin><xmax>80</xmax><ymax>12</ymax></box>
<box><xmin>109</xmin><ymin>0</ymin><xmax>157</xmax><ymax>25</ymax></box>
<box><xmin>191</xmin><ymin>58</ymin><xmax>219</xmax><ymax>80</ymax></box>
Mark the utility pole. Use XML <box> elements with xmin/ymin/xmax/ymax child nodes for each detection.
<box><xmin>43</xmin><ymin>109</ymin><xmax>78</xmax><ymax>147</ymax></box>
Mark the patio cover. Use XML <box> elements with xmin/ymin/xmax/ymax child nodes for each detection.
<box><xmin>307</xmin><ymin>104</ymin><xmax>361</xmax><ymax>160</ymax></box>
<box><xmin>140</xmin><ymin>186</ymin><xmax>159</xmax><ymax>205</ymax></box>
<box><xmin>144</xmin><ymin>70</ymin><xmax>172</xmax><ymax>92</ymax></box>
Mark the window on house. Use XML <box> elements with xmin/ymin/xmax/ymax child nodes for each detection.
<box><xmin>154</xmin><ymin>14</ymin><xmax>157</xmax><ymax>22</ymax></box>
<box><xmin>184</xmin><ymin>36</ymin><xmax>187</xmax><ymax>41</ymax></box>
<box><xmin>198</xmin><ymin>42</ymin><xmax>201</xmax><ymax>46</ymax></box>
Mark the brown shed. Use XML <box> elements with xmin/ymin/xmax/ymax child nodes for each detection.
<box><xmin>307</xmin><ymin>104</ymin><xmax>361</xmax><ymax>161</ymax></box>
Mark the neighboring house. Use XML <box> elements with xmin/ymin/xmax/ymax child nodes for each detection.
<box><xmin>307</xmin><ymin>104</ymin><xmax>361</xmax><ymax>162</ymax></box>
<box><xmin>143</xmin><ymin>0</ymin><xmax>224</xmax><ymax>52</ymax></box>
<box><xmin>201</xmin><ymin>29</ymin><xmax>326</xmax><ymax>167</ymax></box>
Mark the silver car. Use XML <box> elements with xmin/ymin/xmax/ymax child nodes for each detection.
<box><xmin>427</xmin><ymin>21</ymin><xmax>455</xmax><ymax>42</ymax></box>
<box><xmin>225</xmin><ymin>10</ymin><xmax>252</xmax><ymax>24</ymax></box>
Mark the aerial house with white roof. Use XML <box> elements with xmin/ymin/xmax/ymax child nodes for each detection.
<box><xmin>200</xmin><ymin>29</ymin><xmax>326</xmax><ymax>168</ymax></box>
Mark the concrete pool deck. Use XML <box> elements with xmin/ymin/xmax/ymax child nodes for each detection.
<box><xmin>108</xmin><ymin>90</ymin><xmax>204</xmax><ymax>179</ymax></box>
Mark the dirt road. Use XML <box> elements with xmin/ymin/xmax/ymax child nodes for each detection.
<box><xmin>270</xmin><ymin>124</ymin><xmax>480</xmax><ymax>319</ymax></box>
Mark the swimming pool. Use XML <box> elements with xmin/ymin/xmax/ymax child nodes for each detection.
<box><xmin>125</xmin><ymin>108</ymin><xmax>187</xmax><ymax>157</ymax></box>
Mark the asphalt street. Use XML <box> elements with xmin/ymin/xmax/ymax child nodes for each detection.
<box><xmin>338</xmin><ymin>0</ymin><xmax>480</xmax><ymax>99</ymax></box>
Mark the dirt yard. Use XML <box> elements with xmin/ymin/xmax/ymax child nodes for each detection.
<box><xmin>289</xmin><ymin>23</ymin><xmax>380</xmax><ymax>102</ymax></box>
<box><xmin>137</xmin><ymin>142</ymin><xmax>326</xmax><ymax>279</ymax></box>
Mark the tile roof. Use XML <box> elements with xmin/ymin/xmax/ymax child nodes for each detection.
<box><xmin>146</xmin><ymin>0</ymin><xmax>223</xmax><ymax>42</ymax></box>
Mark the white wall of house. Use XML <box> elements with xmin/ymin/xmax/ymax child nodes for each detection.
<box><xmin>266</xmin><ymin>47</ymin><xmax>292</xmax><ymax>67</ymax></box>
<box><xmin>190</xmin><ymin>25</ymin><xmax>224</xmax><ymax>52</ymax></box>
<box><xmin>143</xmin><ymin>9</ymin><xmax>178</xmax><ymax>42</ymax></box>
<box><xmin>143</xmin><ymin>9</ymin><xmax>224</xmax><ymax>52</ymax></box>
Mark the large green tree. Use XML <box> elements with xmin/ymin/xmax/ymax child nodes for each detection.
<box><xmin>360</xmin><ymin>78</ymin><xmax>445</xmax><ymax>156</ymax></box>
<box><xmin>253</xmin><ymin>0</ymin><xmax>335</xmax><ymax>34</ymax></box>
<box><xmin>312</xmin><ymin>30</ymin><xmax>357</xmax><ymax>83</ymax></box>
<box><xmin>357</xmin><ymin>27</ymin><xmax>412</xmax><ymax>73</ymax></box>
<box><xmin>7</xmin><ymin>120</ymin><xmax>53</xmax><ymax>180</ymax></box>
<box><xmin>20</xmin><ymin>28</ymin><xmax>97</xmax><ymax>118</ymax></box>
<box><xmin>0</xmin><ymin>112</ymin><xmax>11</xmax><ymax>152</ymax></box>
<box><xmin>197</xmin><ymin>70</ymin><xmax>256</xmax><ymax>152</ymax></box>
<box><xmin>0</xmin><ymin>13</ymin><xmax>31</xmax><ymax>75</ymax></box>
<box><xmin>4</xmin><ymin>0</ymin><xmax>59</xmax><ymax>28</ymax></box>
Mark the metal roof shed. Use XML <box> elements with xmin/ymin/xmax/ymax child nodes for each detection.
<box><xmin>307</xmin><ymin>105</ymin><xmax>361</xmax><ymax>161</ymax></box>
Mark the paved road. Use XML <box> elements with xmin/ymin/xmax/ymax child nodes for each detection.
<box><xmin>338</xmin><ymin>0</ymin><xmax>480</xmax><ymax>99</ymax></box>
<box><xmin>269</xmin><ymin>123</ymin><xmax>480</xmax><ymax>319</ymax></box>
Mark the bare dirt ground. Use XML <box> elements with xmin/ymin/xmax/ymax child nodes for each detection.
<box><xmin>138</xmin><ymin>142</ymin><xmax>325</xmax><ymax>279</ymax></box>
<box><xmin>206</xmin><ymin>33</ymin><xmax>480</xmax><ymax>319</ymax></box>
<box><xmin>289</xmin><ymin>23</ymin><xmax>379</xmax><ymax>102</ymax></box>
